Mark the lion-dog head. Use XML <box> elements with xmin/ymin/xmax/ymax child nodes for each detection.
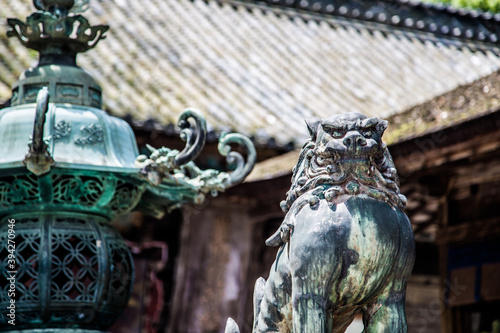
<box><xmin>281</xmin><ymin>112</ymin><xmax>406</xmax><ymax>214</ymax></box>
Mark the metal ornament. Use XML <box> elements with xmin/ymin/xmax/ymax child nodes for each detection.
<box><xmin>7</xmin><ymin>4</ymin><xmax>108</xmax><ymax>61</ymax></box>
<box><xmin>74</xmin><ymin>124</ymin><xmax>104</xmax><ymax>146</ymax></box>
<box><xmin>0</xmin><ymin>1</ymin><xmax>256</xmax><ymax>332</ymax></box>
<box><xmin>23</xmin><ymin>88</ymin><xmax>55</xmax><ymax>176</ymax></box>
<box><xmin>225</xmin><ymin>113</ymin><xmax>415</xmax><ymax>332</ymax></box>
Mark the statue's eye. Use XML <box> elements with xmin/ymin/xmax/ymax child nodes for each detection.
<box><xmin>326</xmin><ymin>128</ymin><xmax>344</xmax><ymax>138</ymax></box>
<box><xmin>322</xmin><ymin>125</ymin><xmax>345</xmax><ymax>138</ymax></box>
<box><xmin>332</xmin><ymin>130</ymin><xmax>343</xmax><ymax>138</ymax></box>
<box><xmin>363</xmin><ymin>130</ymin><xmax>373</xmax><ymax>138</ymax></box>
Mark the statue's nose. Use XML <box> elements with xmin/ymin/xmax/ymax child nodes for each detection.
<box><xmin>343</xmin><ymin>132</ymin><xmax>367</xmax><ymax>149</ymax></box>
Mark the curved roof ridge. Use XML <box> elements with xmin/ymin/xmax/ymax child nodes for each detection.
<box><xmin>219</xmin><ymin>0</ymin><xmax>500</xmax><ymax>51</ymax></box>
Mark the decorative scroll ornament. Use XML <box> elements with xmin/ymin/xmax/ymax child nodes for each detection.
<box><xmin>225</xmin><ymin>113</ymin><xmax>414</xmax><ymax>333</ymax></box>
<box><xmin>136</xmin><ymin>108</ymin><xmax>256</xmax><ymax>199</ymax></box>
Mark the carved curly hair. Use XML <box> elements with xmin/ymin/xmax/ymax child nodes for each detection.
<box><xmin>280</xmin><ymin>117</ymin><xmax>407</xmax><ymax>213</ymax></box>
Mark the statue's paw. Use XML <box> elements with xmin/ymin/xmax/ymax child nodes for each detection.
<box><xmin>224</xmin><ymin>318</ymin><xmax>240</xmax><ymax>333</ymax></box>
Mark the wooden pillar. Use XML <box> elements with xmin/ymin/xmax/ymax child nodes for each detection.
<box><xmin>168</xmin><ymin>199</ymin><xmax>253</xmax><ymax>333</ymax></box>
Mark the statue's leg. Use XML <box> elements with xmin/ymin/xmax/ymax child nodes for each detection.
<box><xmin>289</xmin><ymin>241</ymin><xmax>338</xmax><ymax>333</ymax></box>
<box><xmin>363</xmin><ymin>214</ymin><xmax>415</xmax><ymax>333</ymax></box>
<box><xmin>287</xmin><ymin>202</ymin><xmax>348</xmax><ymax>333</ymax></box>
<box><xmin>254</xmin><ymin>246</ymin><xmax>293</xmax><ymax>332</ymax></box>
<box><xmin>362</xmin><ymin>283</ymin><xmax>409</xmax><ymax>333</ymax></box>
<box><xmin>291</xmin><ymin>286</ymin><xmax>328</xmax><ymax>333</ymax></box>
<box><xmin>363</xmin><ymin>209</ymin><xmax>415</xmax><ymax>333</ymax></box>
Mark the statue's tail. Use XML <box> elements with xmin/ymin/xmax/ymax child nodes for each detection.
<box><xmin>224</xmin><ymin>318</ymin><xmax>240</xmax><ymax>333</ymax></box>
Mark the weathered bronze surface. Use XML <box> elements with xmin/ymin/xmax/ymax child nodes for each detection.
<box><xmin>0</xmin><ymin>0</ymin><xmax>256</xmax><ymax>331</ymax></box>
<box><xmin>226</xmin><ymin>113</ymin><xmax>415</xmax><ymax>332</ymax></box>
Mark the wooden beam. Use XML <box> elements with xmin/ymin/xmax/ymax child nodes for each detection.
<box><xmin>390</xmin><ymin>110</ymin><xmax>500</xmax><ymax>175</ymax></box>
<box><xmin>435</xmin><ymin>217</ymin><xmax>500</xmax><ymax>245</ymax></box>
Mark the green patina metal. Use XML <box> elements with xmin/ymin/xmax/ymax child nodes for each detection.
<box><xmin>225</xmin><ymin>113</ymin><xmax>415</xmax><ymax>332</ymax></box>
<box><xmin>0</xmin><ymin>213</ymin><xmax>133</xmax><ymax>331</ymax></box>
<box><xmin>0</xmin><ymin>0</ymin><xmax>256</xmax><ymax>331</ymax></box>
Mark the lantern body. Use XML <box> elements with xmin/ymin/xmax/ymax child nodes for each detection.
<box><xmin>0</xmin><ymin>167</ymin><xmax>145</xmax><ymax>331</ymax></box>
<box><xmin>0</xmin><ymin>213</ymin><xmax>133</xmax><ymax>331</ymax></box>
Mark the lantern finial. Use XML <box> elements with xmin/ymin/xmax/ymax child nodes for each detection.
<box><xmin>8</xmin><ymin>0</ymin><xmax>107</xmax><ymax>67</ymax></box>
<box><xmin>6</xmin><ymin>0</ymin><xmax>105</xmax><ymax>106</ymax></box>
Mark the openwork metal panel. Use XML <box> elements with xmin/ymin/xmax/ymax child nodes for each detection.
<box><xmin>0</xmin><ymin>214</ymin><xmax>133</xmax><ymax>331</ymax></box>
<box><xmin>0</xmin><ymin>169</ymin><xmax>145</xmax><ymax>220</ymax></box>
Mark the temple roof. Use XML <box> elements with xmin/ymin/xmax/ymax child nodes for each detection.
<box><xmin>1</xmin><ymin>0</ymin><xmax>500</xmax><ymax>148</ymax></box>
<box><xmin>246</xmin><ymin>68</ymin><xmax>500</xmax><ymax>181</ymax></box>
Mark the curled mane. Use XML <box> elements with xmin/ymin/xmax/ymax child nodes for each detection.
<box><xmin>280</xmin><ymin>137</ymin><xmax>407</xmax><ymax>213</ymax></box>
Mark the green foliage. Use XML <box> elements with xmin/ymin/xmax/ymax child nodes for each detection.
<box><xmin>422</xmin><ymin>0</ymin><xmax>500</xmax><ymax>13</ymax></box>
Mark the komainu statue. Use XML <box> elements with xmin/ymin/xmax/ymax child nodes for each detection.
<box><xmin>225</xmin><ymin>112</ymin><xmax>415</xmax><ymax>333</ymax></box>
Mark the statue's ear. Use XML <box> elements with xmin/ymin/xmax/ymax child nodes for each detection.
<box><xmin>305</xmin><ymin>118</ymin><xmax>320</xmax><ymax>140</ymax></box>
<box><xmin>34</xmin><ymin>0</ymin><xmax>44</xmax><ymax>10</ymax></box>
<box><xmin>377</xmin><ymin>119</ymin><xmax>388</xmax><ymax>135</ymax></box>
